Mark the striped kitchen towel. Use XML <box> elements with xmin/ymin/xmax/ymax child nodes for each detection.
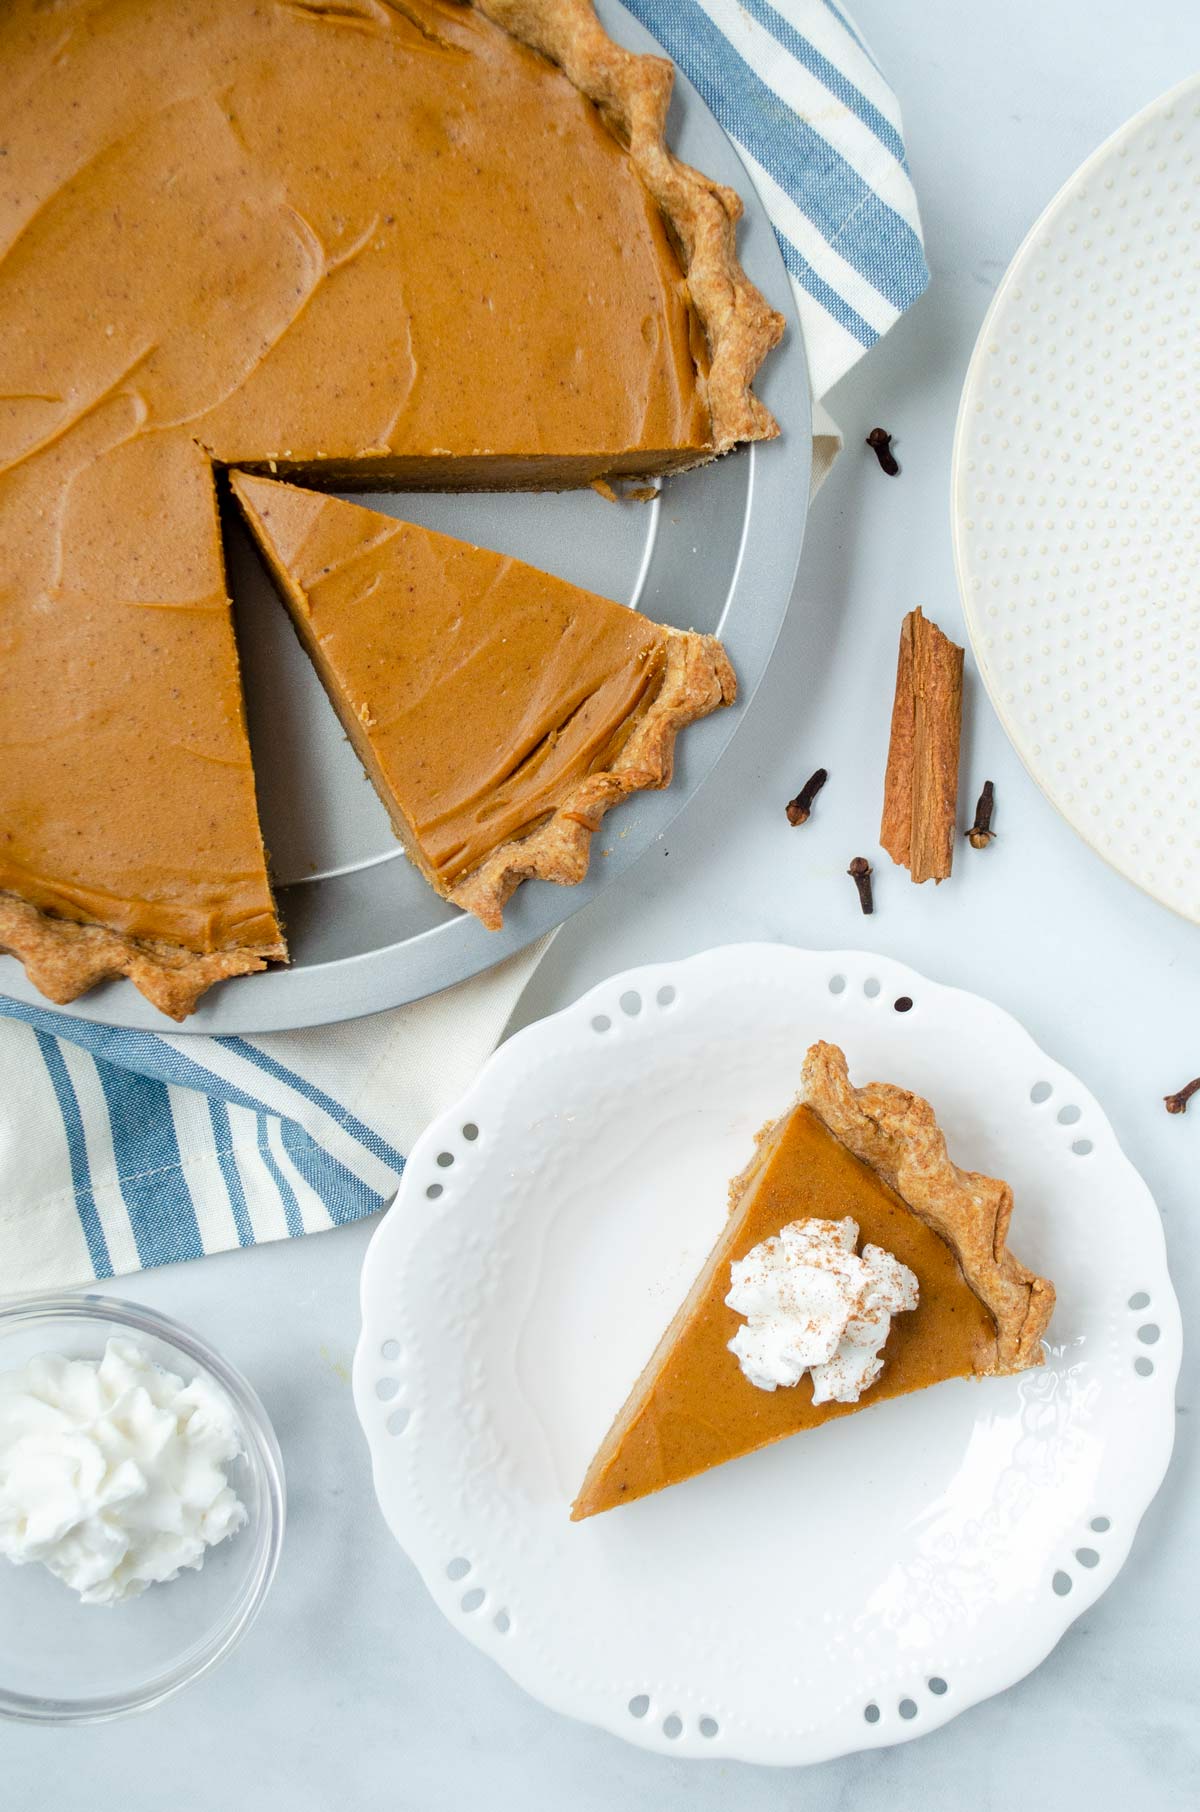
<box><xmin>0</xmin><ymin>949</ymin><xmax>545</xmax><ymax>1291</ymax></box>
<box><xmin>626</xmin><ymin>0</ymin><xmax>927</xmax><ymax>400</ymax></box>
<box><xmin>0</xmin><ymin>0</ymin><xmax>928</xmax><ymax>1292</ymax></box>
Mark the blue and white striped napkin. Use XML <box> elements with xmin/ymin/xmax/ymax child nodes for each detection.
<box><xmin>0</xmin><ymin>951</ymin><xmax>543</xmax><ymax>1290</ymax></box>
<box><xmin>0</xmin><ymin>0</ymin><xmax>928</xmax><ymax>1292</ymax></box>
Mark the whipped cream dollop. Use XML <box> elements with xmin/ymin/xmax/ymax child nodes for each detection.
<box><xmin>0</xmin><ymin>1337</ymin><xmax>247</xmax><ymax>1606</ymax></box>
<box><xmin>726</xmin><ymin>1217</ymin><xmax>919</xmax><ymax>1403</ymax></box>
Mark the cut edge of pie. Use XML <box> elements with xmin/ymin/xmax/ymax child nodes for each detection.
<box><xmin>570</xmin><ymin>1040</ymin><xmax>1056</xmax><ymax>1521</ymax></box>
<box><xmin>229</xmin><ymin>471</ymin><xmax>737</xmax><ymax>931</ymax></box>
<box><xmin>474</xmin><ymin>0</ymin><xmax>784</xmax><ymax>458</ymax></box>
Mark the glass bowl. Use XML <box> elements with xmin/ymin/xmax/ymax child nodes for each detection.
<box><xmin>0</xmin><ymin>1293</ymin><xmax>285</xmax><ymax>1723</ymax></box>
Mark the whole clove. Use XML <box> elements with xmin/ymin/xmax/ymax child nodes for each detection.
<box><xmin>786</xmin><ymin>767</ymin><xmax>828</xmax><ymax>827</ymax></box>
<box><xmin>866</xmin><ymin>427</ymin><xmax>899</xmax><ymax>476</ymax></box>
<box><xmin>1164</xmin><ymin>1078</ymin><xmax>1200</xmax><ymax>1116</ymax></box>
<box><xmin>967</xmin><ymin>780</ymin><xmax>996</xmax><ymax>849</ymax></box>
<box><xmin>848</xmin><ymin>856</ymin><xmax>874</xmax><ymax>915</ymax></box>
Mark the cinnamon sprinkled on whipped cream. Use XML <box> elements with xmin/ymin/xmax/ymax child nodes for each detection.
<box><xmin>726</xmin><ymin>1217</ymin><xmax>918</xmax><ymax>1403</ymax></box>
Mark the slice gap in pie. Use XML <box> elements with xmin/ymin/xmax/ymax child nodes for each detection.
<box><xmin>230</xmin><ymin>473</ymin><xmax>736</xmax><ymax>926</ymax></box>
<box><xmin>0</xmin><ymin>0</ymin><xmax>782</xmax><ymax>1014</ymax></box>
<box><xmin>571</xmin><ymin>1040</ymin><xmax>1056</xmax><ymax>1520</ymax></box>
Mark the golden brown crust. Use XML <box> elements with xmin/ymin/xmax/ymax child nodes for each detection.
<box><xmin>448</xmin><ymin>629</ymin><xmax>735</xmax><ymax>926</ymax></box>
<box><xmin>802</xmin><ymin>1042</ymin><xmax>1055</xmax><ymax>1372</ymax></box>
<box><xmin>473</xmin><ymin>0</ymin><xmax>783</xmax><ymax>454</ymax></box>
<box><xmin>0</xmin><ymin>892</ymin><xmax>286</xmax><ymax>1023</ymax></box>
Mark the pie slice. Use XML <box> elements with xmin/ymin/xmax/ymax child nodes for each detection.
<box><xmin>231</xmin><ymin>473</ymin><xmax>736</xmax><ymax>925</ymax></box>
<box><xmin>0</xmin><ymin>0</ymin><xmax>781</xmax><ymax>1015</ymax></box>
<box><xmin>572</xmin><ymin>1041</ymin><xmax>1055</xmax><ymax>1519</ymax></box>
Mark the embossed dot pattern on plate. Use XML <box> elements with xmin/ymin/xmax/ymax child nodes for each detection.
<box><xmin>954</xmin><ymin>80</ymin><xmax>1200</xmax><ymax>924</ymax></box>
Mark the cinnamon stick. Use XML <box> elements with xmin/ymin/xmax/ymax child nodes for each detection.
<box><xmin>880</xmin><ymin>607</ymin><xmax>963</xmax><ymax>883</ymax></box>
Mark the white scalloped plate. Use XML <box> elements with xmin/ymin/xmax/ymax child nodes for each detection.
<box><xmin>354</xmin><ymin>944</ymin><xmax>1180</xmax><ymax>1765</ymax></box>
<box><xmin>953</xmin><ymin>74</ymin><xmax>1200</xmax><ymax>923</ymax></box>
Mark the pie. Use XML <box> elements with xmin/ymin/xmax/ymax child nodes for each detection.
<box><xmin>572</xmin><ymin>1042</ymin><xmax>1056</xmax><ymax>1519</ymax></box>
<box><xmin>231</xmin><ymin>473</ymin><xmax>735</xmax><ymax>925</ymax></box>
<box><xmin>0</xmin><ymin>0</ymin><xmax>781</xmax><ymax>1018</ymax></box>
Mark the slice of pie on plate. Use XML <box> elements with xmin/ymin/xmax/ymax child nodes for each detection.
<box><xmin>231</xmin><ymin>474</ymin><xmax>735</xmax><ymax>926</ymax></box>
<box><xmin>0</xmin><ymin>0</ymin><xmax>780</xmax><ymax>1015</ymax></box>
<box><xmin>572</xmin><ymin>1041</ymin><xmax>1055</xmax><ymax>1520</ymax></box>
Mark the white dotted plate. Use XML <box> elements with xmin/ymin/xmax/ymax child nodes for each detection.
<box><xmin>353</xmin><ymin>944</ymin><xmax>1179</xmax><ymax>1765</ymax></box>
<box><xmin>953</xmin><ymin>75</ymin><xmax>1200</xmax><ymax>920</ymax></box>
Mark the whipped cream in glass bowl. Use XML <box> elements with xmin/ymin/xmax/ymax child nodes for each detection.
<box><xmin>0</xmin><ymin>1295</ymin><xmax>284</xmax><ymax>1723</ymax></box>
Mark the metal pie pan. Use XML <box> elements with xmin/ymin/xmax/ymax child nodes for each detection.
<box><xmin>0</xmin><ymin>0</ymin><xmax>811</xmax><ymax>1034</ymax></box>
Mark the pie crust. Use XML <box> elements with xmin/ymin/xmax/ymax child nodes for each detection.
<box><xmin>799</xmin><ymin>1042</ymin><xmax>1055</xmax><ymax>1370</ymax></box>
<box><xmin>0</xmin><ymin>892</ymin><xmax>284</xmax><ymax>1023</ymax></box>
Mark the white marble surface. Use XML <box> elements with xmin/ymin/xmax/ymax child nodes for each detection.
<box><xmin>9</xmin><ymin>2</ymin><xmax>1200</xmax><ymax>1804</ymax></box>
